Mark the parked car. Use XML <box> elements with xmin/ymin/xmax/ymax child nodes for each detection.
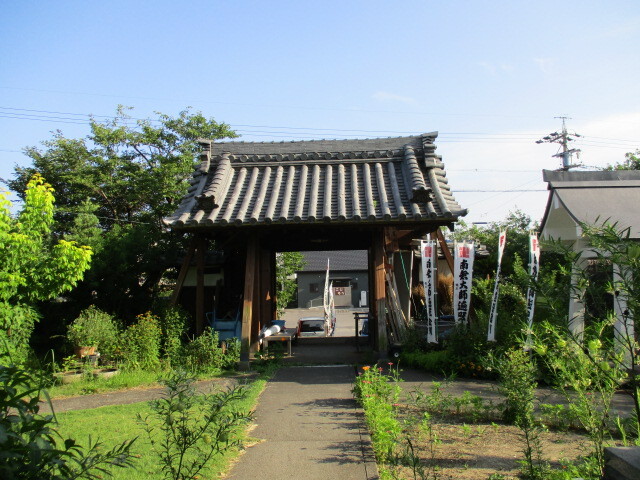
<box><xmin>297</xmin><ymin>317</ymin><xmax>326</xmax><ymax>337</ymax></box>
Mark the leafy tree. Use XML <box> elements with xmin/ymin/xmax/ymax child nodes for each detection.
<box><xmin>450</xmin><ymin>209</ymin><xmax>535</xmax><ymax>280</ymax></box>
<box><xmin>6</xmin><ymin>107</ymin><xmax>236</xmax><ymax>322</ymax></box>
<box><xmin>604</xmin><ymin>149</ymin><xmax>640</xmax><ymax>171</ymax></box>
<box><xmin>0</xmin><ymin>175</ymin><xmax>92</xmax><ymax>364</ymax></box>
<box><xmin>275</xmin><ymin>252</ymin><xmax>306</xmax><ymax>316</ymax></box>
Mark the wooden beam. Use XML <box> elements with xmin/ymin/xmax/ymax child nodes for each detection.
<box><xmin>384</xmin><ymin>226</ymin><xmax>399</xmax><ymax>254</ymax></box>
<box><xmin>195</xmin><ymin>235</ymin><xmax>207</xmax><ymax>335</ymax></box>
<box><xmin>170</xmin><ymin>239</ymin><xmax>196</xmax><ymax>306</ymax></box>
<box><xmin>436</xmin><ymin>229</ymin><xmax>454</xmax><ymax>274</ymax></box>
<box><xmin>240</xmin><ymin>235</ymin><xmax>258</xmax><ymax>363</ymax></box>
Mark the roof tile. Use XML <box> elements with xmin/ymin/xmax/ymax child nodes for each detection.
<box><xmin>165</xmin><ymin>134</ymin><xmax>467</xmax><ymax>228</ymax></box>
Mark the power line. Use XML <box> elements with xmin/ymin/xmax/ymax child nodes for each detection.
<box><xmin>0</xmin><ymin>106</ymin><xmax>638</xmax><ymax>149</ymax></box>
<box><xmin>0</xmin><ymin>86</ymin><xmax>550</xmax><ymax>119</ymax></box>
<box><xmin>456</xmin><ymin>189</ymin><xmax>546</xmax><ymax>192</ymax></box>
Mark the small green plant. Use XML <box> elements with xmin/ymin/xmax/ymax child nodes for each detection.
<box><xmin>535</xmin><ymin>321</ymin><xmax>624</xmax><ymax>474</ymax></box>
<box><xmin>138</xmin><ymin>369</ymin><xmax>252</xmax><ymax>480</ymax></box>
<box><xmin>120</xmin><ymin>312</ymin><xmax>162</xmax><ymax>370</ymax></box>
<box><xmin>0</xmin><ymin>364</ymin><xmax>136</xmax><ymax>479</ymax></box>
<box><xmin>492</xmin><ymin>348</ymin><xmax>548</xmax><ymax>480</ymax></box>
<box><xmin>353</xmin><ymin>364</ymin><xmax>402</xmax><ymax>463</ymax></box>
<box><xmin>222</xmin><ymin>338</ymin><xmax>241</xmax><ymax>369</ymax></box>
<box><xmin>539</xmin><ymin>403</ymin><xmax>577</xmax><ymax>431</ymax></box>
<box><xmin>392</xmin><ymin>412</ymin><xmax>440</xmax><ymax>480</ymax></box>
<box><xmin>157</xmin><ymin>306</ymin><xmax>188</xmax><ymax>366</ymax></box>
<box><xmin>67</xmin><ymin>306</ymin><xmax>119</xmax><ymax>356</ymax></box>
<box><xmin>61</xmin><ymin>355</ymin><xmax>80</xmax><ymax>372</ymax></box>
<box><xmin>253</xmin><ymin>343</ymin><xmax>284</xmax><ymax>371</ymax></box>
<box><xmin>180</xmin><ymin>328</ymin><xmax>224</xmax><ymax>374</ymax></box>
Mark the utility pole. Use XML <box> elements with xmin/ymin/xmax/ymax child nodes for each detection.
<box><xmin>536</xmin><ymin>116</ymin><xmax>582</xmax><ymax>170</ymax></box>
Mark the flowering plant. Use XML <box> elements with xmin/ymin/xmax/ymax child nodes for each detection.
<box><xmin>353</xmin><ymin>363</ymin><xmax>402</xmax><ymax>462</ymax></box>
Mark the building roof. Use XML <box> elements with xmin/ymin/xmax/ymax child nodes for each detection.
<box><xmin>299</xmin><ymin>250</ymin><xmax>368</xmax><ymax>272</ymax></box>
<box><xmin>164</xmin><ymin>134</ymin><xmax>467</xmax><ymax>229</ymax></box>
<box><xmin>540</xmin><ymin>169</ymin><xmax>640</xmax><ymax>239</ymax></box>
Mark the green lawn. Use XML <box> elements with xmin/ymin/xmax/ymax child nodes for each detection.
<box><xmin>55</xmin><ymin>373</ymin><xmax>269</xmax><ymax>479</ymax></box>
<box><xmin>48</xmin><ymin>368</ymin><xmax>237</xmax><ymax>399</ymax></box>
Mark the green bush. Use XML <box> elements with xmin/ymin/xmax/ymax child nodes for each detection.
<box><xmin>67</xmin><ymin>306</ymin><xmax>119</xmax><ymax>358</ymax></box>
<box><xmin>180</xmin><ymin>328</ymin><xmax>225</xmax><ymax>374</ymax></box>
<box><xmin>157</xmin><ymin>305</ymin><xmax>188</xmax><ymax>366</ymax></box>
<box><xmin>400</xmin><ymin>350</ymin><xmax>453</xmax><ymax>374</ymax></box>
<box><xmin>120</xmin><ymin>312</ymin><xmax>162</xmax><ymax>370</ymax></box>
<box><xmin>221</xmin><ymin>338</ymin><xmax>241</xmax><ymax>369</ymax></box>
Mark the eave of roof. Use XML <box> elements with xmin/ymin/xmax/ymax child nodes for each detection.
<box><xmin>165</xmin><ymin>133</ymin><xmax>467</xmax><ymax>229</ymax></box>
<box><xmin>540</xmin><ymin>169</ymin><xmax>640</xmax><ymax>237</ymax></box>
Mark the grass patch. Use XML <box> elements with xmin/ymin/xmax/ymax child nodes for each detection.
<box><xmin>55</xmin><ymin>369</ymin><xmax>272</xmax><ymax>479</ymax></box>
<box><xmin>48</xmin><ymin>368</ymin><xmax>235</xmax><ymax>399</ymax></box>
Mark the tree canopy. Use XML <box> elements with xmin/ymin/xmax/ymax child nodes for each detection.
<box><xmin>604</xmin><ymin>149</ymin><xmax>640</xmax><ymax>171</ymax></box>
<box><xmin>0</xmin><ymin>175</ymin><xmax>92</xmax><ymax>363</ymax></box>
<box><xmin>6</xmin><ymin>107</ymin><xmax>236</xmax><ymax>322</ymax></box>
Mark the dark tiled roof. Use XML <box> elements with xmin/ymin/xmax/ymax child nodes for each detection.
<box><xmin>164</xmin><ymin>133</ymin><xmax>467</xmax><ymax>228</ymax></box>
<box><xmin>299</xmin><ymin>250</ymin><xmax>368</xmax><ymax>272</ymax></box>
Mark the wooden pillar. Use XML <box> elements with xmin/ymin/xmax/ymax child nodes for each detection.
<box><xmin>240</xmin><ymin>235</ymin><xmax>258</xmax><ymax>363</ymax></box>
<box><xmin>259</xmin><ymin>247</ymin><xmax>274</xmax><ymax>331</ymax></box>
<box><xmin>270</xmin><ymin>252</ymin><xmax>278</xmax><ymax>321</ymax></box>
<box><xmin>373</xmin><ymin>229</ymin><xmax>388</xmax><ymax>357</ymax></box>
<box><xmin>170</xmin><ymin>239</ymin><xmax>196</xmax><ymax>307</ymax></box>
<box><xmin>195</xmin><ymin>235</ymin><xmax>207</xmax><ymax>335</ymax></box>
<box><xmin>251</xmin><ymin>252</ymin><xmax>261</xmax><ymax>354</ymax></box>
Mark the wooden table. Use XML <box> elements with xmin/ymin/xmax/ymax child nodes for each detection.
<box><xmin>262</xmin><ymin>328</ymin><xmax>297</xmax><ymax>356</ymax></box>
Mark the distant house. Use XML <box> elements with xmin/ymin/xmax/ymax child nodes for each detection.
<box><xmin>540</xmin><ymin>169</ymin><xmax>640</xmax><ymax>344</ymax></box>
<box><xmin>296</xmin><ymin>250</ymin><xmax>368</xmax><ymax>308</ymax></box>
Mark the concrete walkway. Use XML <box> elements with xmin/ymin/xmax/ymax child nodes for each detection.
<box><xmin>225</xmin><ymin>365</ymin><xmax>378</xmax><ymax>480</ymax></box>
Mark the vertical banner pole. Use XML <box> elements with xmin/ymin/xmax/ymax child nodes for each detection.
<box><xmin>420</xmin><ymin>240</ymin><xmax>438</xmax><ymax>343</ymax></box>
<box><xmin>487</xmin><ymin>230</ymin><xmax>507</xmax><ymax>342</ymax></box>
<box><xmin>454</xmin><ymin>242</ymin><xmax>475</xmax><ymax>326</ymax></box>
<box><xmin>524</xmin><ymin>233</ymin><xmax>540</xmax><ymax>349</ymax></box>
<box><xmin>323</xmin><ymin>259</ymin><xmax>330</xmax><ymax>335</ymax></box>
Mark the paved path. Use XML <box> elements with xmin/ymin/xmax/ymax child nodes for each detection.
<box><xmin>40</xmin><ymin>375</ymin><xmax>251</xmax><ymax>414</ymax></box>
<box><xmin>224</xmin><ymin>365</ymin><xmax>378</xmax><ymax>480</ymax></box>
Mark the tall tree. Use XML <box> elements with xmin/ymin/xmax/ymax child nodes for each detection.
<box><xmin>0</xmin><ymin>175</ymin><xmax>92</xmax><ymax>363</ymax></box>
<box><xmin>6</xmin><ymin>107</ymin><xmax>236</xmax><ymax>321</ymax></box>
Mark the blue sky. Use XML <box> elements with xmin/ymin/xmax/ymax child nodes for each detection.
<box><xmin>1</xmin><ymin>1</ymin><xmax>639</xmax><ymax>224</ymax></box>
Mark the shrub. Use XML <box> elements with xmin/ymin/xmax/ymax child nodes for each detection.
<box><xmin>221</xmin><ymin>338</ymin><xmax>241</xmax><ymax>369</ymax></box>
<box><xmin>138</xmin><ymin>369</ymin><xmax>251</xmax><ymax>480</ymax></box>
<box><xmin>180</xmin><ymin>328</ymin><xmax>224</xmax><ymax>374</ymax></box>
<box><xmin>492</xmin><ymin>348</ymin><xmax>547</xmax><ymax>479</ymax></box>
<box><xmin>400</xmin><ymin>350</ymin><xmax>453</xmax><ymax>374</ymax></box>
<box><xmin>157</xmin><ymin>306</ymin><xmax>188</xmax><ymax>366</ymax></box>
<box><xmin>67</xmin><ymin>306</ymin><xmax>119</xmax><ymax>359</ymax></box>
<box><xmin>120</xmin><ymin>312</ymin><xmax>162</xmax><ymax>370</ymax></box>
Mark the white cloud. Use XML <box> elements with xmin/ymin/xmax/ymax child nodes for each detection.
<box><xmin>371</xmin><ymin>91</ymin><xmax>416</xmax><ymax>105</ymax></box>
<box><xmin>500</xmin><ymin>64</ymin><xmax>515</xmax><ymax>74</ymax></box>
<box><xmin>477</xmin><ymin>61</ymin><xmax>496</xmax><ymax>75</ymax></box>
<box><xmin>533</xmin><ymin>57</ymin><xmax>554</xmax><ymax>73</ymax></box>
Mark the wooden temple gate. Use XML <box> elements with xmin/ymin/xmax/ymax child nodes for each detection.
<box><xmin>165</xmin><ymin>134</ymin><xmax>466</xmax><ymax>364</ymax></box>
